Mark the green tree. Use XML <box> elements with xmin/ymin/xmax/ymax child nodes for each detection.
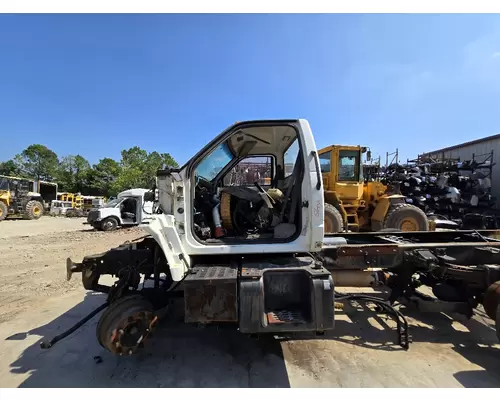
<box><xmin>14</xmin><ymin>144</ymin><xmax>59</xmax><ymax>181</ymax></box>
<box><xmin>114</xmin><ymin>147</ymin><xmax>179</xmax><ymax>191</ymax></box>
<box><xmin>143</xmin><ymin>151</ymin><xmax>178</xmax><ymax>188</ymax></box>
<box><xmin>3</xmin><ymin>143</ymin><xmax>179</xmax><ymax>197</ymax></box>
<box><xmin>58</xmin><ymin>155</ymin><xmax>91</xmax><ymax>192</ymax></box>
<box><xmin>0</xmin><ymin>160</ymin><xmax>20</xmax><ymax>176</ymax></box>
<box><xmin>88</xmin><ymin>157</ymin><xmax>122</xmax><ymax>196</ymax></box>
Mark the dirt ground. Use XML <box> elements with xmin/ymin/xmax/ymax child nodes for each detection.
<box><xmin>1</xmin><ymin>217</ymin><xmax>500</xmax><ymax>388</ymax></box>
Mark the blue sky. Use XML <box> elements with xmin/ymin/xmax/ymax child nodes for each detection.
<box><xmin>1</xmin><ymin>14</ymin><xmax>500</xmax><ymax>166</ymax></box>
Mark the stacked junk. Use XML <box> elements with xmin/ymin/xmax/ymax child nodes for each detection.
<box><xmin>365</xmin><ymin>150</ymin><xmax>499</xmax><ymax>230</ymax></box>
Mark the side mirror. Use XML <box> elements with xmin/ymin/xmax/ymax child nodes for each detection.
<box><xmin>366</xmin><ymin>150</ymin><xmax>372</xmax><ymax>161</ymax></box>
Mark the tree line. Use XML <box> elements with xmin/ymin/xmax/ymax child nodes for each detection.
<box><xmin>0</xmin><ymin>144</ymin><xmax>179</xmax><ymax>197</ymax></box>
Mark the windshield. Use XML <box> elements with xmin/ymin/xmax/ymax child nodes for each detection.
<box><xmin>0</xmin><ymin>178</ymin><xmax>7</xmax><ymax>191</ymax></box>
<box><xmin>103</xmin><ymin>198</ymin><xmax>122</xmax><ymax>208</ymax></box>
<box><xmin>338</xmin><ymin>150</ymin><xmax>361</xmax><ymax>182</ymax></box>
<box><xmin>195</xmin><ymin>142</ymin><xmax>234</xmax><ymax>181</ymax></box>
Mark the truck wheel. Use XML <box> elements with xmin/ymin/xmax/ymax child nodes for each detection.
<box><xmin>96</xmin><ymin>295</ymin><xmax>156</xmax><ymax>355</ymax></box>
<box><xmin>324</xmin><ymin>203</ymin><xmax>344</xmax><ymax>233</ymax></box>
<box><xmin>483</xmin><ymin>281</ymin><xmax>500</xmax><ymax>320</ymax></box>
<box><xmin>383</xmin><ymin>203</ymin><xmax>429</xmax><ymax>232</ymax></box>
<box><xmin>25</xmin><ymin>200</ymin><xmax>44</xmax><ymax>220</ymax></box>
<box><xmin>101</xmin><ymin>217</ymin><xmax>118</xmax><ymax>231</ymax></box>
<box><xmin>0</xmin><ymin>202</ymin><xmax>7</xmax><ymax>221</ymax></box>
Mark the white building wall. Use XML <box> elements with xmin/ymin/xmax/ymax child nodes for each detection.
<box><xmin>424</xmin><ymin>137</ymin><xmax>500</xmax><ymax>205</ymax></box>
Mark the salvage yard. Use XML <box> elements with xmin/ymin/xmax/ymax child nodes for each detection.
<box><xmin>0</xmin><ymin>217</ymin><xmax>500</xmax><ymax>388</ymax></box>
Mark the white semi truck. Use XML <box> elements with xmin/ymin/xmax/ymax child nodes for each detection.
<box><xmin>86</xmin><ymin>188</ymin><xmax>155</xmax><ymax>231</ymax></box>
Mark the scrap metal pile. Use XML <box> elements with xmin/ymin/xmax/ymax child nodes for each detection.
<box><xmin>366</xmin><ymin>151</ymin><xmax>498</xmax><ymax>229</ymax></box>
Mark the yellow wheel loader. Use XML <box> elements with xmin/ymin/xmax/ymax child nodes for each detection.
<box><xmin>319</xmin><ymin>145</ymin><xmax>428</xmax><ymax>233</ymax></box>
<box><xmin>0</xmin><ymin>175</ymin><xmax>45</xmax><ymax>221</ymax></box>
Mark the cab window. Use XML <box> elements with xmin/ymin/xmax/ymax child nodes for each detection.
<box><xmin>223</xmin><ymin>156</ymin><xmax>274</xmax><ymax>186</ymax></box>
<box><xmin>284</xmin><ymin>139</ymin><xmax>299</xmax><ymax>178</ymax></box>
<box><xmin>319</xmin><ymin>151</ymin><xmax>331</xmax><ymax>173</ymax></box>
<box><xmin>338</xmin><ymin>150</ymin><xmax>360</xmax><ymax>181</ymax></box>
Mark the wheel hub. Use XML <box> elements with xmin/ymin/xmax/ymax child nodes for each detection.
<box><xmin>400</xmin><ymin>218</ymin><xmax>418</xmax><ymax>231</ymax></box>
<box><xmin>104</xmin><ymin>221</ymin><xmax>114</xmax><ymax>229</ymax></box>
<box><xmin>107</xmin><ymin>311</ymin><xmax>157</xmax><ymax>355</ymax></box>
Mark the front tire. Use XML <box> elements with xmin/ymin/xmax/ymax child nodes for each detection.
<box><xmin>324</xmin><ymin>203</ymin><xmax>344</xmax><ymax>233</ymax></box>
<box><xmin>96</xmin><ymin>295</ymin><xmax>156</xmax><ymax>355</ymax></box>
<box><xmin>25</xmin><ymin>200</ymin><xmax>44</xmax><ymax>220</ymax></box>
<box><xmin>101</xmin><ymin>217</ymin><xmax>118</xmax><ymax>231</ymax></box>
<box><xmin>383</xmin><ymin>203</ymin><xmax>429</xmax><ymax>232</ymax></box>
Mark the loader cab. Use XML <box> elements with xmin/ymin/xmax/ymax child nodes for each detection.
<box><xmin>319</xmin><ymin>145</ymin><xmax>364</xmax><ymax>201</ymax></box>
<box><xmin>319</xmin><ymin>145</ymin><xmax>363</xmax><ymax>186</ymax></box>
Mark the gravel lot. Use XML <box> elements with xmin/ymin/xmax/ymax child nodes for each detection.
<box><xmin>1</xmin><ymin>217</ymin><xmax>500</xmax><ymax>388</ymax></box>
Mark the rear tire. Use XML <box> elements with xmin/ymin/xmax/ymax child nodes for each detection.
<box><xmin>0</xmin><ymin>201</ymin><xmax>7</xmax><ymax>221</ymax></box>
<box><xmin>383</xmin><ymin>203</ymin><xmax>428</xmax><ymax>232</ymax></box>
<box><xmin>324</xmin><ymin>203</ymin><xmax>344</xmax><ymax>233</ymax></box>
<box><xmin>25</xmin><ymin>200</ymin><xmax>44</xmax><ymax>220</ymax></box>
<box><xmin>101</xmin><ymin>217</ymin><xmax>118</xmax><ymax>231</ymax></box>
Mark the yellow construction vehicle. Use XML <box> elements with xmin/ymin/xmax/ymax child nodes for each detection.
<box><xmin>0</xmin><ymin>175</ymin><xmax>45</xmax><ymax>221</ymax></box>
<box><xmin>319</xmin><ymin>145</ymin><xmax>429</xmax><ymax>233</ymax></box>
<box><xmin>57</xmin><ymin>192</ymin><xmax>83</xmax><ymax>209</ymax></box>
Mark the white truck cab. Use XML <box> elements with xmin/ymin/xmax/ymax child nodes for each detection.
<box><xmin>87</xmin><ymin>188</ymin><xmax>154</xmax><ymax>231</ymax></box>
<box><xmin>143</xmin><ymin>119</ymin><xmax>325</xmax><ymax>281</ymax></box>
<box><xmin>64</xmin><ymin>120</ymin><xmax>335</xmax><ymax>356</ymax></box>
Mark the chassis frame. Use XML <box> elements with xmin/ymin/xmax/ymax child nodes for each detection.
<box><xmin>41</xmin><ymin>229</ymin><xmax>500</xmax><ymax>353</ymax></box>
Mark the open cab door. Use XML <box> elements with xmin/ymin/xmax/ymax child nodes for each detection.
<box><xmin>144</xmin><ymin>119</ymin><xmax>325</xmax><ymax>278</ymax></box>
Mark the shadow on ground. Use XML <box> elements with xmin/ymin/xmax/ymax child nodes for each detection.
<box><xmin>5</xmin><ymin>290</ymin><xmax>500</xmax><ymax>388</ymax></box>
<box><xmin>5</xmin><ymin>292</ymin><xmax>290</xmax><ymax>388</ymax></box>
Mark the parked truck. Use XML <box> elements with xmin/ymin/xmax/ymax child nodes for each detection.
<box><xmin>42</xmin><ymin>119</ymin><xmax>500</xmax><ymax>355</ymax></box>
<box><xmin>86</xmin><ymin>188</ymin><xmax>155</xmax><ymax>231</ymax></box>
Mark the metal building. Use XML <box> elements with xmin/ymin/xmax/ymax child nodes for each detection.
<box><xmin>421</xmin><ymin>133</ymin><xmax>499</xmax><ymax>204</ymax></box>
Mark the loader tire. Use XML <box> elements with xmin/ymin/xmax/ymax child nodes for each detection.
<box><xmin>324</xmin><ymin>203</ymin><xmax>344</xmax><ymax>233</ymax></box>
<box><xmin>0</xmin><ymin>201</ymin><xmax>7</xmax><ymax>221</ymax></box>
<box><xmin>483</xmin><ymin>281</ymin><xmax>500</xmax><ymax>320</ymax></box>
<box><xmin>25</xmin><ymin>200</ymin><xmax>44</xmax><ymax>220</ymax></box>
<box><xmin>496</xmin><ymin>299</ymin><xmax>500</xmax><ymax>343</ymax></box>
<box><xmin>383</xmin><ymin>203</ymin><xmax>428</xmax><ymax>232</ymax></box>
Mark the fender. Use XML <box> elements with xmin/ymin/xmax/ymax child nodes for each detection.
<box><xmin>141</xmin><ymin>214</ymin><xmax>190</xmax><ymax>281</ymax></box>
